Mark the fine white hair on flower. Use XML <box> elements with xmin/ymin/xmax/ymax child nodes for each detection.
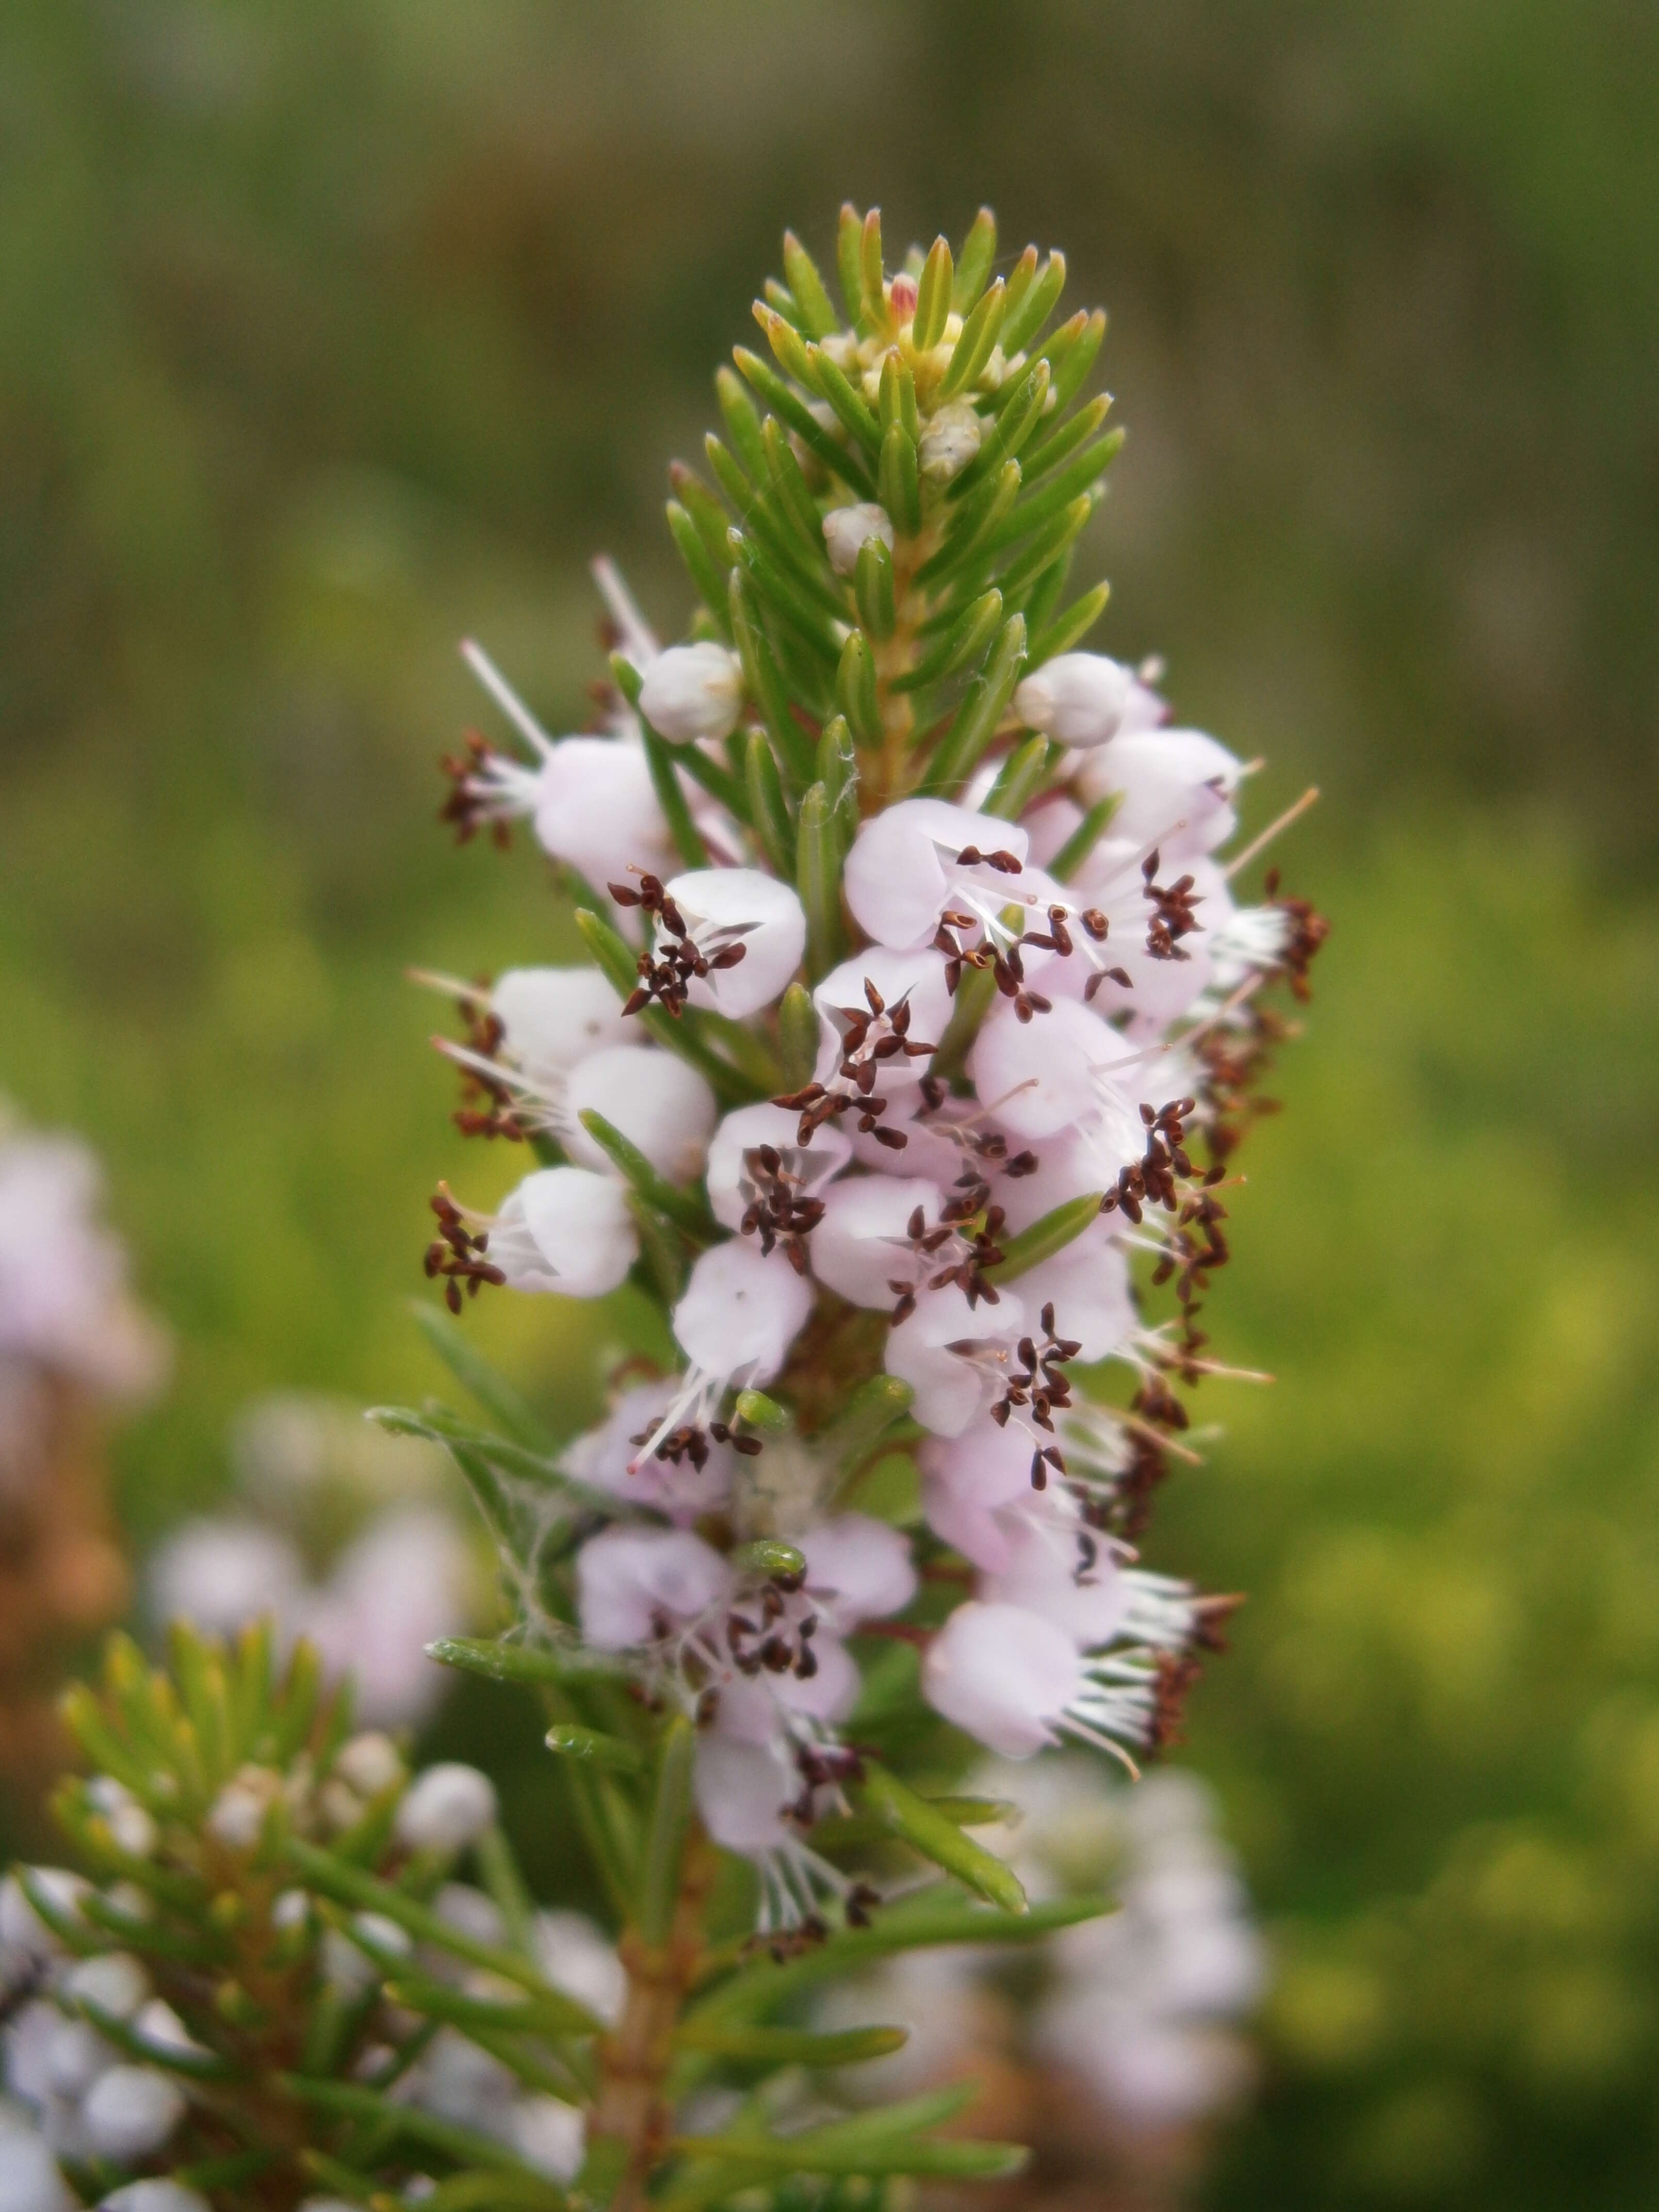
<box><xmin>576</xmin><ymin>1526</ymin><xmax>733</xmax><ymax>1652</ymax></box>
<box><xmin>638</xmin><ymin>642</ymin><xmax>744</xmax><ymax>745</ymax></box>
<box><xmin>561</xmin><ymin>1045</ymin><xmax>718</xmax><ymax>1185</ymax></box>
<box><xmin>485</xmin><ymin>1167</ymin><xmax>639</xmax><ymax>1300</ymax></box>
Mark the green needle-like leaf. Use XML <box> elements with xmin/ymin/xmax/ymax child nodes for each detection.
<box><xmin>1049</xmin><ymin>791</ymin><xmax>1118</xmax><ymax>881</ymax></box>
<box><xmin>877</xmin><ymin>419</ymin><xmax>921</xmax><ymax>535</ymax></box>
<box><xmin>937</xmin><ymin>278</ymin><xmax>1005</xmax><ymax>400</ymax></box>
<box><xmin>545</xmin><ymin>1722</ymin><xmax>645</xmax><ymax>1775</ymax></box>
<box><xmin>715</xmin><ymin>363</ymin><xmax>769</xmax><ymax>481</ymax></box>
<box><xmin>666</xmin><ymin>500</ymin><xmax>731</xmax><ymax>630</ymax></box>
<box><xmin>1000</xmin><ymin>250</ymin><xmax>1067</xmax><ymax>356</ymax></box>
<box><xmin>638</xmin><ymin>1714</ymin><xmax>696</xmax><ymax>1948</ymax></box>
<box><xmin>426</xmin><ymin>1636</ymin><xmax>627</xmax><ymax>1690</ymax></box>
<box><xmin>836</xmin><ymin>202</ymin><xmax>864</xmax><ymax>326</ymax></box>
<box><xmin>981</xmin><ymin>734</ymin><xmax>1058</xmax><ymax>821</ymax></box>
<box><xmin>732</xmin><ymin>348</ymin><xmax>874</xmax><ymax>498</ymax></box>
<box><xmin>836</xmin><ymin>629</ymin><xmax>883</xmax><ymax>750</ymax></box>
<box><xmin>858</xmin><ymin>207</ymin><xmax>886</xmax><ymax>332</ymax></box>
<box><xmin>1030</xmin><ymin>579</ymin><xmax>1111</xmax><ymax>666</ymax></box>
<box><xmin>796</xmin><ymin>782</ymin><xmax>847</xmax><ymax>974</ymax></box>
<box><xmin>676</xmin><ymin>2021</ymin><xmax>908</xmax><ymax>2066</ymax></box>
<box><xmin>984</xmin><ymin>1191</ymin><xmax>1107</xmax><ymax>1284</ymax></box>
<box><xmin>857</xmin><ymin>1761</ymin><xmax>1028</xmax><ymax>1913</ymax></box>
<box><xmin>777</xmin><ymin>980</ymin><xmax>819</xmax><ymax>1090</ymax></box>
<box><xmin>916</xmin><ymin>613</ymin><xmax>1027</xmax><ymax>796</ymax></box>
<box><xmin>807</xmin><ymin>341</ymin><xmax>882</xmax><ymax>453</ymax></box>
<box><xmin>577</xmin><ymin>1108</ymin><xmax>716</xmax><ymax>1238</ymax></box>
<box><xmin>853</xmin><ymin>535</ymin><xmax>896</xmax><ymax>640</ymax></box>
<box><xmin>891</xmin><ymin>587</ymin><xmax>1003</xmax><ymax>694</ymax></box>
<box><xmin>744</xmin><ymin>728</ymin><xmax>795</xmax><ymax>876</ymax></box>
<box><xmin>952</xmin><ymin>206</ymin><xmax>998</xmax><ymax>315</ymax></box>
<box><xmin>782</xmin><ymin>229</ymin><xmax>840</xmax><ymax>338</ymax></box>
<box><xmin>913</xmin><ymin>235</ymin><xmax>953</xmax><ymax>351</ymax></box>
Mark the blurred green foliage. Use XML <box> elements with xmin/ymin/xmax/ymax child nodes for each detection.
<box><xmin>1</xmin><ymin>2</ymin><xmax>1656</xmax><ymax>2205</ymax></box>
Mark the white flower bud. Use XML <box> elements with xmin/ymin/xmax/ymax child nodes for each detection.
<box><xmin>333</xmin><ymin>1732</ymin><xmax>405</xmax><ymax>1799</ymax></box>
<box><xmin>0</xmin><ymin>1871</ymin><xmax>89</xmax><ymax>1961</ymax></box>
<box><xmin>44</xmin><ymin>2015</ymin><xmax>112</xmax><ymax>2098</ymax></box>
<box><xmin>1013</xmin><ymin>652</ymin><xmax>1134</xmax><ymax>748</ymax></box>
<box><xmin>638</xmin><ymin>643</ymin><xmax>744</xmax><ymax>744</ymax></box>
<box><xmin>919</xmin><ymin>400</ymin><xmax>982</xmax><ymax>483</ymax></box>
<box><xmin>60</xmin><ymin>1953</ymin><xmax>149</xmax><ymax>2023</ymax></box>
<box><xmin>0</xmin><ymin>2134</ymin><xmax>74</xmax><ymax>2212</ymax></box>
<box><xmin>98</xmin><ymin>2183</ymin><xmax>211</xmax><ymax>2212</ymax></box>
<box><xmin>81</xmin><ymin>2068</ymin><xmax>185</xmax><ymax>2163</ymax></box>
<box><xmin>509</xmin><ymin>2095</ymin><xmax>587</xmax><ymax>2183</ymax></box>
<box><xmin>205</xmin><ymin>1768</ymin><xmax>282</xmax><ymax>1853</ymax></box>
<box><xmin>395</xmin><ymin>1764</ymin><xmax>498</xmax><ymax>1855</ymax></box>
<box><xmin>822</xmin><ymin>503</ymin><xmax>894</xmax><ymax>578</ymax></box>
<box><xmin>133</xmin><ymin>2000</ymin><xmax>207</xmax><ymax>2065</ymax></box>
<box><xmin>563</xmin><ymin>1046</ymin><xmax>718</xmax><ymax>1185</ymax></box>
<box><xmin>85</xmin><ymin>1780</ymin><xmax>156</xmax><ymax>1861</ymax></box>
<box><xmin>490</xmin><ymin>1167</ymin><xmax>638</xmax><ymax>1301</ymax></box>
<box><xmin>533</xmin><ymin>1912</ymin><xmax>626</xmax><ymax>2028</ymax></box>
<box><xmin>270</xmin><ymin>1890</ymin><xmax>309</xmax><ymax>1933</ymax></box>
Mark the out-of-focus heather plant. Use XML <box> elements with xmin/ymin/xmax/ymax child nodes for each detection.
<box><xmin>0</xmin><ymin>1104</ymin><xmax>167</xmax><ymax>1808</ymax></box>
<box><xmin>148</xmin><ymin>1396</ymin><xmax>477</xmax><ymax>1733</ymax></box>
<box><xmin>2</xmin><ymin>208</ymin><xmax>1319</xmax><ymax>2210</ymax></box>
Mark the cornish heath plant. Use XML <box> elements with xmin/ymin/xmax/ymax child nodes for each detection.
<box><xmin>2</xmin><ymin>208</ymin><xmax>1323</xmax><ymax>2212</ymax></box>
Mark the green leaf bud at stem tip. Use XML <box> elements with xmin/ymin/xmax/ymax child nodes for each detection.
<box><xmin>836</xmin><ymin>202</ymin><xmax>865</xmax><ymax>323</ymax></box>
<box><xmin>952</xmin><ymin>206</ymin><xmax>998</xmax><ymax>315</ymax></box>
<box><xmin>782</xmin><ymin>228</ymin><xmax>839</xmax><ymax>338</ymax></box>
<box><xmin>913</xmin><ymin>236</ymin><xmax>953</xmax><ymax>350</ymax></box>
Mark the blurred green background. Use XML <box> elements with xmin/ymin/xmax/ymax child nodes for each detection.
<box><xmin>3</xmin><ymin>2</ymin><xmax>1657</xmax><ymax>2204</ymax></box>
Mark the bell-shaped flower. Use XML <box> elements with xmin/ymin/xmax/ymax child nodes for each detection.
<box><xmin>1015</xmin><ymin>1228</ymin><xmax>1136</xmax><ymax>1365</ymax></box>
<box><xmin>576</xmin><ymin>1525</ymin><xmax>732</xmax><ymax>1651</ymax></box>
<box><xmin>979</xmin><ymin>1504</ymin><xmax>1134</xmax><ymax>1648</ymax></box>
<box><xmin>563</xmin><ymin>1380</ymin><xmax>735</xmax><ymax>1523</ymax></box>
<box><xmin>798</xmin><ymin>1513</ymin><xmax>917</xmax><ymax>1632</ymax></box>
<box><xmin>1046</xmin><ymin>843</ymin><xmax>1229</xmax><ymax>1034</ymax></box>
<box><xmin>923</xmin><ymin>1599</ymin><xmax>1085</xmax><ymax>1758</ymax></box>
<box><xmin>487</xmin><ymin>1167</ymin><xmax>638</xmax><ymax>1300</ymax></box>
<box><xmin>673</xmin><ymin>1239</ymin><xmax>813</xmax><ymax>1387</ymax></box>
<box><xmin>693</xmin><ymin>1730</ymin><xmax>797</xmax><ymax>1855</ymax></box>
<box><xmin>792</xmin><ymin>949</ymin><xmax>953</xmax><ymax>1157</ymax></box>
<box><xmin>922</xmin><ymin>1417</ymin><xmax>1054</xmax><ymax>1574</ymax></box>
<box><xmin>971</xmin><ymin>997</ymin><xmax>1152</xmax><ymax>1164</ymax></box>
<box><xmin>487</xmin><ymin>967</ymin><xmax>632</xmax><ymax>1085</ymax></box>
<box><xmin>810</xmin><ymin>1175</ymin><xmax>947</xmax><ymax>1310</ymax></box>
<box><xmin>562</xmin><ymin>1045</ymin><xmax>718</xmax><ymax>1185</ymax></box>
<box><xmin>843</xmin><ymin>798</ymin><xmax>1043</xmax><ymax>954</ymax></box>
<box><xmin>638</xmin><ymin>643</ymin><xmax>745</xmax><ymax>744</ymax></box>
<box><xmin>922</xmin><ymin>1599</ymin><xmax>1163</xmax><ymax>1765</ymax></box>
<box><xmin>822</xmin><ymin>502</ymin><xmax>894</xmax><ymax>578</ymax></box>
<box><xmin>1014</xmin><ymin>652</ymin><xmax>1137</xmax><ymax>749</ymax></box>
<box><xmin>653</xmin><ymin>869</ymin><xmax>807</xmax><ymax>1019</ymax></box>
<box><xmin>1074</xmin><ymin>729</ymin><xmax>1244</xmax><ymax>865</ymax></box>
<box><xmin>506</xmin><ymin>738</ymin><xmax>676</xmax><ymax>891</ymax></box>
<box><xmin>705</xmin><ymin>1102</ymin><xmax>852</xmax><ymax>1241</ymax></box>
<box><xmin>884</xmin><ymin>1283</ymin><xmax>1024</xmax><ymax>1437</ymax></box>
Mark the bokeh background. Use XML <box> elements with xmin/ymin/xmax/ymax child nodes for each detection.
<box><xmin>3</xmin><ymin>3</ymin><xmax>1657</xmax><ymax>2204</ymax></box>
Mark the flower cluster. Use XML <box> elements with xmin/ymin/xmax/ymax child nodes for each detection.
<box><xmin>0</xmin><ymin>1627</ymin><xmax>604</xmax><ymax>2211</ymax></box>
<box><xmin>419</xmin><ymin>205</ymin><xmax>1322</xmax><ymax>1939</ymax></box>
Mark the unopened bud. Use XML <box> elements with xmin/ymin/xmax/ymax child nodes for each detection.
<box><xmin>100</xmin><ymin>2183</ymin><xmax>212</xmax><ymax>2212</ymax></box>
<box><xmin>918</xmin><ymin>399</ymin><xmax>982</xmax><ymax>484</ymax></box>
<box><xmin>822</xmin><ymin>503</ymin><xmax>895</xmax><ymax>579</ymax></box>
<box><xmin>888</xmin><ymin>274</ymin><xmax>918</xmax><ymax>322</ymax></box>
<box><xmin>1013</xmin><ymin>651</ymin><xmax>1134</xmax><ymax>748</ymax></box>
<box><xmin>638</xmin><ymin>642</ymin><xmax>744</xmax><ymax>744</ymax></box>
<box><xmin>394</xmin><ymin>1762</ymin><xmax>498</xmax><ymax>1854</ymax></box>
<box><xmin>81</xmin><ymin>2065</ymin><xmax>186</xmax><ymax>2161</ymax></box>
<box><xmin>334</xmin><ymin>1731</ymin><xmax>404</xmax><ymax>1797</ymax></box>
